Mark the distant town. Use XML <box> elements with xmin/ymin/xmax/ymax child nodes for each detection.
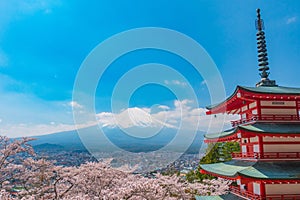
<box><xmin>34</xmin><ymin>144</ymin><xmax>201</xmax><ymax>176</ymax></box>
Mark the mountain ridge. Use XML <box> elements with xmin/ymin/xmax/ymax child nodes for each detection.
<box><xmin>28</xmin><ymin>125</ymin><xmax>204</xmax><ymax>154</ymax></box>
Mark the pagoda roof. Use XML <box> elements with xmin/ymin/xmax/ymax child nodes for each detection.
<box><xmin>241</xmin><ymin>86</ymin><xmax>300</xmax><ymax>94</ymax></box>
<box><xmin>205</xmin><ymin>122</ymin><xmax>300</xmax><ymax>140</ymax></box>
<box><xmin>205</xmin><ymin>127</ymin><xmax>236</xmax><ymax>140</ymax></box>
<box><xmin>200</xmin><ymin>160</ymin><xmax>300</xmax><ymax>180</ymax></box>
<box><xmin>206</xmin><ymin>85</ymin><xmax>300</xmax><ymax>115</ymax></box>
<box><xmin>195</xmin><ymin>193</ymin><xmax>245</xmax><ymax>200</ymax></box>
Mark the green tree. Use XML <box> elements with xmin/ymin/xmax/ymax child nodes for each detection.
<box><xmin>186</xmin><ymin>142</ymin><xmax>240</xmax><ymax>183</ymax></box>
<box><xmin>200</xmin><ymin>142</ymin><xmax>240</xmax><ymax>164</ymax></box>
<box><xmin>200</xmin><ymin>143</ymin><xmax>221</xmax><ymax>164</ymax></box>
<box><xmin>186</xmin><ymin>167</ymin><xmax>213</xmax><ymax>183</ymax></box>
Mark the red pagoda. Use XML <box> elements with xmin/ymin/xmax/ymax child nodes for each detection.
<box><xmin>197</xmin><ymin>9</ymin><xmax>300</xmax><ymax>200</ymax></box>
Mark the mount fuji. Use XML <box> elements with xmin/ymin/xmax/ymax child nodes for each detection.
<box><xmin>29</xmin><ymin>107</ymin><xmax>204</xmax><ymax>153</ymax></box>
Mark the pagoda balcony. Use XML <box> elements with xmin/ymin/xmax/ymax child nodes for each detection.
<box><xmin>231</xmin><ymin>114</ymin><xmax>300</xmax><ymax>127</ymax></box>
<box><xmin>266</xmin><ymin>194</ymin><xmax>300</xmax><ymax>200</ymax></box>
<box><xmin>230</xmin><ymin>186</ymin><xmax>300</xmax><ymax>200</ymax></box>
<box><xmin>231</xmin><ymin>116</ymin><xmax>258</xmax><ymax>127</ymax></box>
<box><xmin>230</xmin><ymin>186</ymin><xmax>262</xmax><ymax>200</ymax></box>
<box><xmin>232</xmin><ymin>152</ymin><xmax>300</xmax><ymax>159</ymax></box>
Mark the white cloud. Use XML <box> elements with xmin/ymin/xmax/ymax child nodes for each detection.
<box><xmin>96</xmin><ymin>107</ymin><xmax>175</xmax><ymax>129</ymax></box>
<box><xmin>164</xmin><ymin>80</ymin><xmax>187</xmax><ymax>87</ymax></box>
<box><xmin>68</xmin><ymin>101</ymin><xmax>83</xmax><ymax>109</ymax></box>
<box><xmin>286</xmin><ymin>16</ymin><xmax>297</xmax><ymax>24</ymax></box>
<box><xmin>96</xmin><ymin>99</ymin><xmax>238</xmax><ymax>133</ymax></box>
<box><xmin>96</xmin><ymin>112</ymin><xmax>115</xmax><ymax>127</ymax></box>
<box><xmin>0</xmin><ymin>96</ymin><xmax>238</xmax><ymax>137</ymax></box>
<box><xmin>0</xmin><ymin>74</ymin><xmax>91</xmax><ymax>137</ymax></box>
<box><xmin>201</xmin><ymin>80</ymin><xmax>207</xmax><ymax>85</ymax></box>
<box><xmin>0</xmin><ymin>121</ymin><xmax>97</xmax><ymax>138</ymax></box>
<box><xmin>152</xmin><ymin>99</ymin><xmax>238</xmax><ymax>132</ymax></box>
<box><xmin>0</xmin><ymin>74</ymin><xmax>237</xmax><ymax>138</ymax></box>
<box><xmin>157</xmin><ymin>105</ymin><xmax>170</xmax><ymax>110</ymax></box>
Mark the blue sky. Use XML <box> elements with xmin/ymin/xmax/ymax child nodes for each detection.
<box><xmin>0</xmin><ymin>0</ymin><xmax>299</xmax><ymax>137</ymax></box>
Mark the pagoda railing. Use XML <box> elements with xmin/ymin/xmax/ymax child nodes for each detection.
<box><xmin>230</xmin><ymin>186</ymin><xmax>262</xmax><ymax>200</ymax></box>
<box><xmin>231</xmin><ymin>114</ymin><xmax>300</xmax><ymax>127</ymax></box>
<box><xmin>266</xmin><ymin>194</ymin><xmax>300</xmax><ymax>200</ymax></box>
<box><xmin>231</xmin><ymin>116</ymin><xmax>258</xmax><ymax>127</ymax></box>
<box><xmin>230</xmin><ymin>186</ymin><xmax>300</xmax><ymax>200</ymax></box>
<box><xmin>232</xmin><ymin>152</ymin><xmax>300</xmax><ymax>159</ymax></box>
<box><xmin>258</xmin><ymin>114</ymin><xmax>300</xmax><ymax>121</ymax></box>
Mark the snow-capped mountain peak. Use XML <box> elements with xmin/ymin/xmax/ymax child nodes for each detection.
<box><xmin>97</xmin><ymin>107</ymin><xmax>175</xmax><ymax>129</ymax></box>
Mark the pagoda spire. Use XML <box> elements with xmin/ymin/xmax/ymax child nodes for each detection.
<box><xmin>255</xmin><ymin>8</ymin><xmax>277</xmax><ymax>87</ymax></box>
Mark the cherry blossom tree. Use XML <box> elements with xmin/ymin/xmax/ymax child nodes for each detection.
<box><xmin>0</xmin><ymin>136</ymin><xmax>35</xmax><ymax>190</ymax></box>
<box><xmin>0</xmin><ymin>136</ymin><xmax>230</xmax><ymax>199</ymax></box>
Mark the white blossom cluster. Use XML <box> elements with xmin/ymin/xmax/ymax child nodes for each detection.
<box><xmin>0</xmin><ymin>136</ymin><xmax>230</xmax><ymax>199</ymax></box>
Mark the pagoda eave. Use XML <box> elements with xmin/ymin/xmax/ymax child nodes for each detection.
<box><xmin>206</xmin><ymin>86</ymin><xmax>300</xmax><ymax>115</ymax></box>
<box><xmin>200</xmin><ymin>169</ymin><xmax>238</xmax><ymax>180</ymax></box>
<box><xmin>200</xmin><ymin>168</ymin><xmax>300</xmax><ymax>183</ymax></box>
<box><xmin>200</xmin><ymin>160</ymin><xmax>300</xmax><ymax>181</ymax></box>
<box><xmin>204</xmin><ymin>122</ymin><xmax>300</xmax><ymax>143</ymax></box>
<box><xmin>204</xmin><ymin>132</ymin><xmax>300</xmax><ymax>143</ymax></box>
<box><xmin>206</xmin><ymin>86</ymin><xmax>251</xmax><ymax>115</ymax></box>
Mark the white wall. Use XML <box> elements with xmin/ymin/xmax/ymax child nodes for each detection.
<box><xmin>261</xmin><ymin>108</ymin><xmax>297</xmax><ymax>115</ymax></box>
<box><xmin>249</xmin><ymin>102</ymin><xmax>257</xmax><ymax>109</ymax></box>
<box><xmin>242</xmin><ymin>106</ymin><xmax>248</xmax><ymax>112</ymax></box>
<box><xmin>250</xmin><ymin>136</ymin><xmax>258</xmax><ymax>143</ymax></box>
<box><xmin>253</xmin><ymin>182</ymin><xmax>261</xmax><ymax>195</ymax></box>
<box><xmin>263</xmin><ymin>144</ymin><xmax>300</xmax><ymax>152</ymax></box>
<box><xmin>253</xmin><ymin>144</ymin><xmax>259</xmax><ymax>152</ymax></box>
<box><xmin>260</xmin><ymin>101</ymin><xmax>296</xmax><ymax>107</ymax></box>
<box><xmin>263</xmin><ymin>137</ymin><xmax>300</xmax><ymax>142</ymax></box>
<box><xmin>266</xmin><ymin>184</ymin><xmax>300</xmax><ymax>195</ymax></box>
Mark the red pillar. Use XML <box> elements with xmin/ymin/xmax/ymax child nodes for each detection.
<box><xmin>296</xmin><ymin>100</ymin><xmax>299</xmax><ymax>119</ymax></box>
<box><xmin>257</xmin><ymin>100</ymin><xmax>261</xmax><ymax>120</ymax></box>
<box><xmin>259</xmin><ymin>181</ymin><xmax>266</xmax><ymax>199</ymax></box>
<box><xmin>258</xmin><ymin>136</ymin><xmax>264</xmax><ymax>159</ymax></box>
